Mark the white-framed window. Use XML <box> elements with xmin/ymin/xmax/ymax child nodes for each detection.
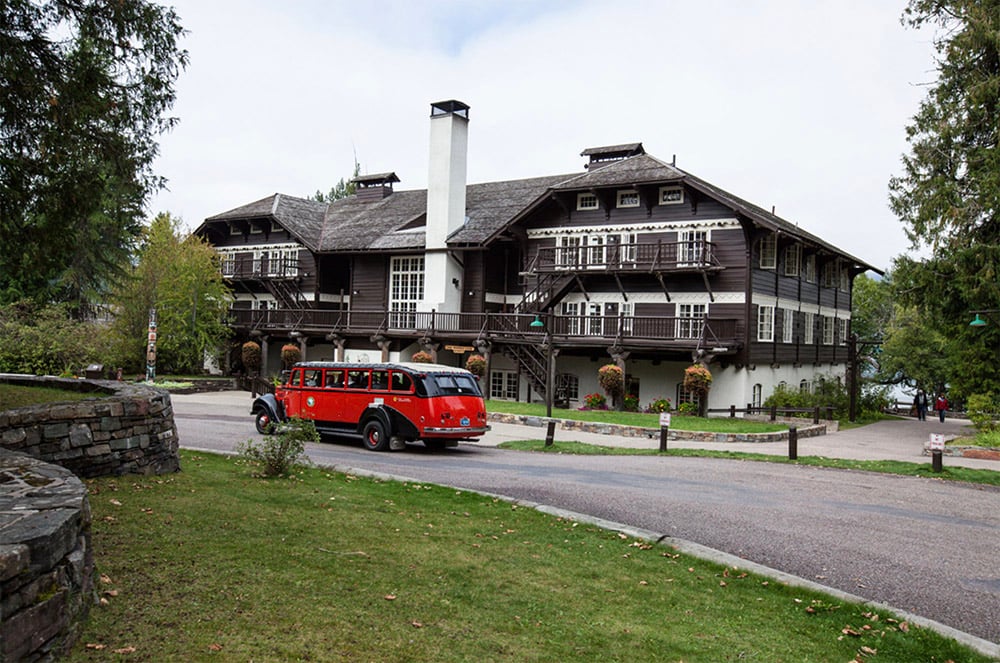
<box><xmin>489</xmin><ymin>370</ymin><xmax>518</xmax><ymax>400</ymax></box>
<box><xmin>822</xmin><ymin>261</ymin><xmax>837</xmax><ymax>288</ymax></box>
<box><xmin>676</xmin><ymin>303</ymin><xmax>706</xmax><ymax>339</ymax></box>
<box><xmin>757</xmin><ymin>305</ymin><xmax>775</xmax><ymax>342</ymax></box>
<box><xmin>617</xmin><ymin>232</ymin><xmax>637</xmax><ymax>266</ymax></box>
<box><xmin>586</xmin><ymin>302</ymin><xmax>603</xmax><ymax>335</ymax></box>
<box><xmin>676</xmin><ymin>384</ymin><xmax>701</xmax><ymax>409</ymax></box>
<box><xmin>561</xmin><ymin>301</ymin><xmax>580</xmax><ymax>335</ymax></box>
<box><xmin>220</xmin><ymin>251</ymin><xmax>236</xmax><ymax>276</ymax></box>
<box><xmin>679</xmin><ymin>230</ymin><xmax>707</xmax><ymax>265</ymax></box>
<box><xmin>799</xmin><ymin>379</ymin><xmax>811</xmax><ymax>394</ymax></box>
<box><xmin>616</xmin><ymin>190</ymin><xmax>639</xmax><ymax>208</ymax></box>
<box><xmin>249</xmin><ymin>220</ymin><xmax>269</xmax><ymax>235</ymax></box>
<box><xmin>659</xmin><ymin>186</ymin><xmax>683</xmax><ymax>205</ymax></box>
<box><xmin>784</xmin><ymin>244</ymin><xmax>801</xmax><ymax>277</ymax></box>
<box><xmin>839</xmin><ymin>266</ymin><xmax>850</xmax><ymax>292</ymax></box>
<box><xmin>620</xmin><ymin>301</ymin><xmax>634</xmax><ymax>334</ymax></box>
<box><xmin>752</xmin><ymin>383</ymin><xmax>763</xmax><ymax>408</ymax></box>
<box><xmin>587</xmin><ymin>234</ymin><xmax>606</xmax><ymax>265</ymax></box>
<box><xmin>556</xmin><ymin>236</ymin><xmax>582</xmax><ymax>269</ymax></box>
<box><xmin>804</xmin><ymin>254</ymin><xmax>816</xmax><ymax>283</ymax></box>
<box><xmin>577</xmin><ymin>193</ymin><xmax>598</xmax><ymax>211</ymax></box>
<box><xmin>389</xmin><ymin>256</ymin><xmax>424</xmax><ymax>328</ymax></box>
<box><xmin>252</xmin><ymin>299</ymin><xmax>273</xmax><ymax>311</ymax></box>
<box><xmin>822</xmin><ymin>316</ymin><xmax>835</xmax><ymax>345</ymax></box>
<box><xmin>759</xmin><ymin>233</ymin><xmax>776</xmax><ymax>270</ymax></box>
<box><xmin>782</xmin><ymin>308</ymin><xmax>794</xmax><ymax>343</ymax></box>
<box><xmin>804</xmin><ymin>312</ymin><xmax>815</xmax><ymax>344</ymax></box>
<box><xmin>838</xmin><ymin>318</ymin><xmax>848</xmax><ymax>345</ymax></box>
<box><xmin>229</xmin><ymin>224</ymin><xmax>242</xmax><ymax>236</ymax></box>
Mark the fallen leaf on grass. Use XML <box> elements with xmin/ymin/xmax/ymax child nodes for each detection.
<box><xmin>85</xmin><ymin>643</ymin><xmax>106</xmax><ymax>650</ymax></box>
<box><xmin>384</xmin><ymin>594</ymin><xmax>397</xmax><ymax>601</ymax></box>
<box><xmin>103</xmin><ymin>589</ymin><xmax>119</xmax><ymax>598</ymax></box>
<box><xmin>100</xmin><ymin>574</ymin><xmax>113</xmax><ymax>584</ymax></box>
<box><xmin>842</xmin><ymin>627</ymin><xmax>861</xmax><ymax>637</ymax></box>
<box><xmin>209</xmin><ymin>643</ymin><xmax>223</xmax><ymax>651</ymax></box>
<box><xmin>114</xmin><ymin>646</ymin><xmax>136</xmax><ymax>654</ymax></box>
<box><xmin>411</xmin><ymin>621</ymin><xmax>423</xmax><ymax>628</ymax></box>
<box><xmin>899</xmin><ymin>622</ymin><xmax>909</xmax><ymax>632</ymax></box>
<box><xmin>109</xmin><ymin>499</ymin><xmax>122</xmax><ymax>506</ymax></box>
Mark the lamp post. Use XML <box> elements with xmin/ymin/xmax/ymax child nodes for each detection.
<box><xmin>968</xmin><ymin>309</ymin><xmax>1000</xmax><ymax>393</ymax></box>
<box><xmin>529</xmin><ymin>313</ymin><xmax>556</xmax><ymax>443</ymax></box>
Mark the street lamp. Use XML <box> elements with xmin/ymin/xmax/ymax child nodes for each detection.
<box><xmin>529</xmin><ymin>315</ymin><xmax>545</xmax><ymax>328</ymax></box>
<box><xmin>969</xmin><ymin>310</ymin><xmax>1000</xmax><ymax>326</ymax></box>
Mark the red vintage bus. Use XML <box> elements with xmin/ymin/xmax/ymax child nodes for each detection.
<box><xmin>251</xmin><ymin>361</ymin><xmax>489</xmax><ymax>451</ymax></box>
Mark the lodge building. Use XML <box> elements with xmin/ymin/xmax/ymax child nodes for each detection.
<box><xmin>194</xmin><ymin>100</ymin><xmax>878</xmax><ymax>411</ymax></box>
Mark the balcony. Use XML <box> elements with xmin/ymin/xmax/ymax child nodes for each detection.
<box><xmin>229</xmin><ymin>308</ymin><xmax>742</xmax><ymax>354</ymax></box>
<box><xmin>530</xmin><ymin>240</ymin><xmax>723</xmax><ymax>274</ymax></box>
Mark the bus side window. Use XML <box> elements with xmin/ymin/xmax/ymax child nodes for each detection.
<box><xmin>290</xmin><ymin>370</ymin><xmax>302</xmax><ymax>387</ymax></box>
<box><xmin>371</xmin><ymin>370</ymin><xmax>388</xmax><ymax>391</ymax></box>
<box><xmin>325</xmin><ymin>370</ymin><xmax>344</xmax><ymax>388</ymax></box>
<box><xmin>391</xmin><ymin>372</ymin><xmax>412</xmax><ymax>392</ymax></box>
<box><xmin>304</xmin><ymin>370</ymin><xmax>321</xmax><ymax>387</ymax></box>
<box><xmin>347</xmin><ymin>370</ymin><xmax>368</xmax><ymax>389</ymax></box>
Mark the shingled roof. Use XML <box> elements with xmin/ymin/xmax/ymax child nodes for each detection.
<box><xmin>199</xmin><ymin>151</ymin><xmax>878</xmax><ymax>271</ymax></box>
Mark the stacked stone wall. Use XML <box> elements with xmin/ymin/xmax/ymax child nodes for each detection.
<box><xmin>0</xmin><ymin>375</ymin><xmax>181</xmax><ymax>661</ymax></box>
<box><xmin>0</xmin><ymin>375</ymin><xmax>180</xmax><ymax>478</ymax></box>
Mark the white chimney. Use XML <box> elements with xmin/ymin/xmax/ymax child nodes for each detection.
<box><xmin>422</xmin><ymin>100</ymin><xmax>469</xmax><ymax>314</ymax></box>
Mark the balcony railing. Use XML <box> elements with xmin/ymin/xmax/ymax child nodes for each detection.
<box><xmin>230</xmin><ymin>308</ymin><xmax>741</xmax><ymax>349</ymax></box>
<box><xmin>531</xmin><ymin>240</ymin><xmax>721</xmax><ymax>273</ymax></box>
<box><xmin>222</xmin><ymin>257</ymin><xmax>300</xmax><ymax>280</ymax></box>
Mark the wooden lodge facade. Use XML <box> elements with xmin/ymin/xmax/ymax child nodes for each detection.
<box><xmin>195</xmin><ymin>100</ymin><xmax>878</xmax><ymax>411</ymax></box>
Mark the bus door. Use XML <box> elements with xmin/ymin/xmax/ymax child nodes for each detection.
<box><xmin>299</xmin><ymin>368</ymin><xmax>323</xmax><ymax>420</ymax></box>
<box><xmin>318</xmin><ymin>368</ymin><xmax>346</xmax><ymax>422</ymax></box>
<box><xmin>344</xmin><ymin>368</ymin><xmax>371</xmax><ymax>423</ymax></box>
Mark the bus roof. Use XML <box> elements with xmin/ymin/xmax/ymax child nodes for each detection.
<box><xmin>291</xmin><ymin>361</ymin><xmax>474</xmax><ymax>375</ymax></box>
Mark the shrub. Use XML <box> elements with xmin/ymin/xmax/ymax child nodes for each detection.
<box><xmin>966</xmin><ymin>393</ymin><xmax>998</xmax><ymax>433</ymax></box>
<box><xmin>645</xmin><ymin>397</ymin><xmax>672</xmax><ymax>413</ymax></box>
<box><xmin>242</xmin><ymin>341</ymin><xmax>262</xmax><ymax>375</ymax></box>
<box><xmin>465</xmin><ymin>354</ymin><xmax>486</xmax><ymax>377</ymax></box>
<box><xmin>0</xmin><ymin>301</ymin><xmax>110</xmax><ymax>375</ymax></box>
<box><xmin>583</xmin><ymin>392</ymin><xmax>607</xmax><ymax>409</ymax></box>
<box><xmin>623</xmin><ymin>393</ymin><xmax>639</xmax><ymax>412</ymax></box>
<box><xmin>280</xmin><ymin>343</ymin><xmax>301</xmax><ymax>368</ymax></box>
<box><xmin>411</xmin><ymin>350</ymin><xmax>433</xmax><ymax>363</ymax></box>
<box><xmin>237</xmin><ymin>417</ymin><xmax>318</xmax><ymax>477</ymax></box>
<box><xmin>677</xmin><ymin>402</ymin><xmax>698</xmax><ymax>416</ymax></box>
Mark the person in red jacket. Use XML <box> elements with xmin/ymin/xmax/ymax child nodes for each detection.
<box><xmin>934</xmin><ymin>393</ymin><xmax>949</xmax><ymax>423</ymax></box>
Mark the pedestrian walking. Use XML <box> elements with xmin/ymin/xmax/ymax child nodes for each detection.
<box><xmin>913</xmin><ymin>390</ymin><xmax>929</xmax><ymax>421</ymax></box>
<box><xmin>934</xmin><ymin>393</ymin><xmax>949</xmax><ymax>423</ymax></box>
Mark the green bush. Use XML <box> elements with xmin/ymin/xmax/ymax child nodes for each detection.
<box><xmin>583</xmin><ymin>392</ymin><xmax>607</xmax><ymax>410</ymax></box>
<box><xmin>237</xmin><ymin>417</ymin><xmax>318</xmax><ymax>477</ymax></box>
<box><xmin>966</xmin><ymin>393</ymin><xmax>998</xmax><ymax>433</ymax></box>
<box><xmin>645</xmin><ymin>397</ymin><xmax>672</xmax><ymax>413</ymax></box>
<box><xmin>622</xmin><ymin>393</ymin><xmax>639</xmax><ymax>412</ymax></box>
<box><xmin>677</xmin><ymin>402</ymin><xmax>698</xmax><ymax>416</ymax></box>
<box><xmin>0</xmin><ymin>301</ymin><xmax>111</xmax><ymax>375</ymax></box>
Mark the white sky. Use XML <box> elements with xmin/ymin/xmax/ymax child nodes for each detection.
<box><xmin>150</xmin><ymin>0</ymin><xmax>938</xmax><ymax>272</ymax></box>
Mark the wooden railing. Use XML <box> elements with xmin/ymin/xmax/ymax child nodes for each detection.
<box><xmin>532</xmin><ymin>240</ymin><xmax>722</xmax><ymax>273</ymax></box>
<box><xmin>230</xmin><ymin>308</ymin><xmax>742</xmax><ymax>348</ymax></box>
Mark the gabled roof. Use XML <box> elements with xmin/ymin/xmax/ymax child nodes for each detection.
<box><xmin>199</xmin><ymin>151</ymin><xmax>878</xmax><ymax>271</ymax></box>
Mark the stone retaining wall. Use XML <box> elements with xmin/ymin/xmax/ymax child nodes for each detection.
<box><xmin>0</xmin><ymin>375</ymin><xmax>181</xmax><ymax>661</ymax></box>
<box><xmin>0</xmin><ymin>375</ymin><xmax>180</xmax><ymax>478</ymax></box>
<box><xmin>0</xmin><ymin>449</ymin><xmax>93</xmax><ymax>662</ymax></box>
<box><xmin>488</xmin><ymin>412</ymin><xmax>829</xmax><ymax>442</ymax></box>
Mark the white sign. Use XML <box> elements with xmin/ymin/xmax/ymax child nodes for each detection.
<box><xmin>929</xmin><ymin>433</ymin><xmax>945</xmax><ymax>451</ymax></box>
<box><xmin>659</xmin><ymin>412</ymin><xmax>672</xmax><ymax>427</ymax></box>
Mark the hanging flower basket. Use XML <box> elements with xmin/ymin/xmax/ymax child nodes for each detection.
<box><xmin>280</xmin><ymin>343</ymin><xmax>301</xmax><ymax>368</ymax></box>
<box><xmin>683</xmin><ymin>364</ymin><xmax>713</xmax><ymax>394</ymax></box>
<box><xmin>241</xmin><ymin>341</ymin><xmax>261</xmax><ymax>375</ymax></box>
<box><xmin>411</xmin><ymin>350</ymin><xmax>434</xmax><ymax>363</ymax></box>
<box><xmin>465</xmin><ymin>354</ymin><xmax>486</xmax><ymax>377</ymax></box>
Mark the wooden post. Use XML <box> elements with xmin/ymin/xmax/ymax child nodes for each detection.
<box><xmin>788</xmin><ymin>425</ymin><xmax>798</xmax><ymax>460</ymax></box>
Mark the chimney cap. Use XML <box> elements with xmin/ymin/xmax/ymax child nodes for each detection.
<box><xmin>430</xmin><ymin>99</ymin><xmax>470</xmax><ymax>120</ymax></box>
<box><xmin>351</xmin><ymin>172</ymin><xmax>400</xmax><ymax>187</ymax></box>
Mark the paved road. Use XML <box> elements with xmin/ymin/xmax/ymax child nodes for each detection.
<box><xmin>171</xmin><ymin>392</ymin><xmax>1000</xmax><ymax>649</ymax></box>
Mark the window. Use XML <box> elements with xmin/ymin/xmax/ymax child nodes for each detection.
<box><xmin>757</xmin><ymin>305</ymin><xmax>775</xmax><ymax>342</ymax></box>
<box><xmin>784</xmin><ymin>244</ymin><xmax>801</xmax><ymax>277</ymax></box>
<box><xmin>220</xmin><ymin>251</ymin><xmax>236</xmax><ymax>276</ymax></box>
<box><xmin>822</xmin><ymin>316</ymin><xmax>835</xmax><ymax>345</ymax></box>
<box><xmin>782</xmin><ymin>308</ymin><xmax>794</xmax><ymax>343</ymax></box>
<box><xmin>586</xmin><ymin>302</ymin><xmax>603</xmax><ymax>336</ymax></box>
<box><xmin>679</xmin><ymin>230</ymin><xmax>707</xmax><ymax>265</ymax></box>
<box><xmin>389</xmin><ymin>256</ymin><xmax>424</xmax><ymax>328</ymax></box>
<box><xmin>839</xmin><ymin>266</ymin><xmax>850</xmax><ymax>292</ymax></box>
<box><xmin>561</xmin><ymin>301</ymin><xmax>581</xmax><ymax>334</ymax></box>
<box><xmin>804</xmin><ymin>312</ymin><xmax>815</xmax><ymax>344</ymax></box>
<box><xmin>577</xmin><ymin>193</ymin><xmax>598</xmax><ymax>211</ymax></box>
<box><xmin>489</xmin><ymin>370</ymin><xmax>518</xmax><ymax>400</ymax></box>
<box><xmin>676</xmin><ymin>384</ymin><xmax>701</xmax><ymax>409</ymax></box>
<box><xmin>620</xmin><ymin>302</ymin><xmax>634</xmax><ymax>334</ymax></box>
<box><xmin>325</xmin><ymin>370</ymin><xmax>345</xmax><ymax>388</ymax></box>
<box><xmin>588</xmin><ymin>235</ymin><xmax>605</xmax><ymax>265</ymax></box>
<box><xmin>390</xmin><ymin>371</ymin><xmax>413</xmax><ymax>392</ymax></box>
<box><xmin>804</xmin><ymin>254</ymin><xmax>816</xmax><ymax>283</ymax></box>
<box><xmin>838</xmin><ymin>318</ymin><xmax>848</xmax><ymax>346</ymax></box>
<box><xmin>759</xmin><ymin>233</ymin><xmax>776</xmax><ymax>269</ymax></box>
<box><xmin>752</xmin><ymin>384</ymin><xmax>763</xmax><ymax>408</ymax></box>
<box><xmin>556</xmin><ymin>235</ymin><xmax>582</xmax><ymax>269</ymax></box>
<box><xmin>617</xmin><ymin>190</ymin><xmax>639</xmax><ymax>208</ymax></box>
<box><xmin>676</xmin><ymin>303</ymin><xmax>706</xmax><ymax>339</ymax></box>
<box><xmin>370</xmin><ymin>370</ymin><xmax>389</xmax><ymax>391</ymax></box>
<box><xmin>822</xmin><ymin>262</ymin><xmax>837</xmax><ymax>288</ymax></box>
<box><xmin>347</xmin><ymin>369</ymin><xmax>369</xmax><ymax>389</ymax></box>
<box><xmin>303</xmin><ymin>370</ymin><xmax>322</xmax><ymax>387</ymax></box>
<box><xmin>617</xmin><ymin>232</ymin><xmax>637</xmax><ymax>266</ymax></box>
<box><xmin>800</xmin><ymin>379</ymin><xmax>811</xmax><ymax>394</ymax></box>
<box><xmin>659</xmin><ymin>186</ymin><xmax>683</xmax><ymax>205</ymax></box>
<box><xmin>557</xmin><ymin>374</ymin><xmax>579</xmax><ymax>401</ymax></box>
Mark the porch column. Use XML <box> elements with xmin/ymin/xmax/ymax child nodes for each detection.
<box><xmin>326</xmin><ymin>333</ymin><xmax>345</xmax><ymax>362</ymax></box>
<box><xmin>372</xmin><ymin>334</ymin><xmax>391</xmax><ymax>362</ymax></box>
<box><xmin>419</xmin><ymin>337</ymin><xmax>440</xmax><ymax>363</ymax></box>
<box><xmin>608</xmin><ymin>344</ymin><xmax>630</xmax><ymax>410</ymax></box>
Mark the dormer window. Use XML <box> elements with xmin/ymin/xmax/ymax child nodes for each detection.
<box><xmin>659</xmin><ymin>186</ymin><xmax>683</xmax><ymax>205</ymax></box>
<box><xmin>616</xmin><ymin>190</ymin><xmax>639</xmax><ymax>208</ymax></box>
<box><xmin>577</xmin><ymin>193</ymin><xmax>598</xmax><ymax>211</ymax></box>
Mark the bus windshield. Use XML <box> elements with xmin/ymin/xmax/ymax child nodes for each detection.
<box><xmin>422</xmin><ymin>373</ymin><xmax>482</xmax><ymax>397</ymax></box>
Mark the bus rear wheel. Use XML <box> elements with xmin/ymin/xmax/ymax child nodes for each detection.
<box><xmin>362</xmin><ymin>420</ymin><xmax>390</xmax><ymax>451</ymax></box>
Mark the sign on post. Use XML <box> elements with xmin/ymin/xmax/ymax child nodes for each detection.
<box><xmin>929</xmin><ymin>433</ymin><xmax>945</xmax><ymax>472</ymax></box>
<box><xmin>929</xmin><ymin>433</ymin><xmax>945</xmax><ymax>450</ymax></box>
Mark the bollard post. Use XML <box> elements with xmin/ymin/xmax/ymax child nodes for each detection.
<box><xmin>659</xmin><ymin>425</ymin><xmax>668</xmax><ymax>452</ymax></box>
<box><xmin>813</xmin><ymin>406</ymin><xmax>820</xmax><ymax>424</ymax></box>
<box><xmin>932</xmin><ymin>449</ymin><xmax>943</xmax><ymax>472</ymax></box>
<box><xmin>730</xmin><ymin>404</ymin><xmax>736</xmax><ymax>418</ymax></box>
<box><xmin>788</xmin><ymin>425</ymin><xmax>798</xmax><ymax>460</ymax></box>
<box><xmin>770</xmin><ymin>405</ymin><xmax>777</xmax><ymax>422</ymax></box>
<box><xmin>545</xmin><ymin>420</ymin><xmax>556</xmax><ymax>447</ymax></box>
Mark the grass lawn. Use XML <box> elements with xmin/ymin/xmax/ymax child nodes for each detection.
<box><xmin>486</xmin><ymin>400</ymin><xmax>787</xmax><ymax>433</ymax></box>
<box><xmin>499</xmin><ymin>440</ymin><xmax>1000</xmax><ymax>487</ymax></box>
<box><xmin>65</xmin><ymin>450</ymin><xmax>991</xmax><ymax>662</ymax></box>
<box><xmin>0</xmin><ymin>383</ymin><xmax>93</xmax><ymax>409</ymax></box>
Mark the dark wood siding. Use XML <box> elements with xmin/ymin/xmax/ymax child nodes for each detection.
<box><xmin>462</xmin><ymin>251</ymin><xmax>485</xmax><ymax>313</ymax></box>
<box><xmin>351</xmin><ymin>255</ymin><xmax>388</xmax><ymax>310</ymax></box>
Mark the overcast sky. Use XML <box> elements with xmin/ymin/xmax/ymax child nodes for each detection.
<box><xmin>150</xmin><ymin>0</ymin><xmax>938</xmax><ymax>272</ymax></box>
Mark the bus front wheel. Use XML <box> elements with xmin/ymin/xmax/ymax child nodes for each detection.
<box><xmin>362</xmin><ymin>420</ymin><xmax>390</xmax><ymax>451</ymax></box>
